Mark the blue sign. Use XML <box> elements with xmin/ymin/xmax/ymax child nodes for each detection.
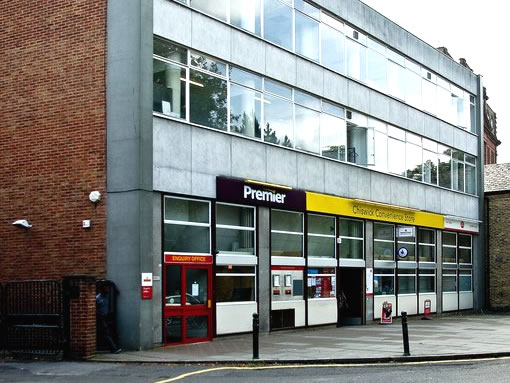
<box><xmin>397</xmin><ymin>247</ymin><xmax>408</xmax><ymax>259</ymax></box>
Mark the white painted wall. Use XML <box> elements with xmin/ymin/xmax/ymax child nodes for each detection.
<box><xmin>216</xmin><ymin>302</ymin><xmax>257</xmax><ymax>335</ymax></box>
<box><xmin>459</xmin><ymin>292</ymin><xmax>473</xmax><ymax>310</ymax></box>
<box><xmin>418</xmin><ymin>293</ymin><xmax>437</xmax><ymax>314</ymax></box>
<box><xmin>374</xmin><ymin>295</ymin><xmax>397</xmax><ymax>319</ymax></box>
<box><xmin>272</xmin><ymin>300</ymin><xmax>306</xmax><ymax>327</ymax></box>
<box><xmin>398</xmin><ymin>294</ymin><xmax>418</xmax><ymax>316</ymax></box>
<box><xmin>442</xmin><ymin>292</ymin><xmax>459</xmax><ymax>312</ymax></box>
<box><xmin>307</xmin><ymin>298</ymin><xmax>337</xmax><ymax>325</ymax></box>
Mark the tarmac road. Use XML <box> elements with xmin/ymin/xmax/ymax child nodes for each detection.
<box><xmin>3</xmin><ymin>357</ymin><xmax>510</xmax><ymax>383</ymax></box>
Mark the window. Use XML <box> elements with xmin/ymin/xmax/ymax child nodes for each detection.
<box><xmin>345</xmin><ymin>34</ymin><xmax>366</xmax><ymax>82</ymax></box>
<box><xmin>442</xmin><ymin>270</ymin><xmax>457</xmax><ymax>292</ymax></box>
<box><xmin>216</xmin><ymin>204</ymin><xmax>255</xmax><ymax>255</ymax></box>
<box><xmin>321</xmin><ymin>22</ymin><xmax>344</xmax><ymax>73</ymax></box>
<box><xmin>388</xmin><ymin>126</ymin><xmax>406</xmax><ymax>176</ymax></box>
<box><xmin>419</xmin><ymin>270</ymin><xmax>435</xmax><ymax>293</ymax></box>
<box><xmin>442</xmin><ymin>231</ymin><xmax>457</xmax><ymax>264</ymax></box>
<box><xmin>374</xmin><ymin>268</ymin><xmax>395</xmax><ymax>295</ymax></box>
<box><xmin>422</xmin><ymin>71</ymin><xmax>437</xmax><ymax>115</ymax></box>
<box><xmin>423</xmin><ymin>145</ymin><xmax>438</xmax><ymax>185</ymax></box>
<box><xmin>307</xmin><ymin>268</ymin><xmax>336</xmax><ymax>298</ymax></box>
<box><xmin>307</xmin><ymin>214</ymin><xmax>335</xmax><ymax>258</ymax></box>
<box><xmin>438</xmin><ymin>146</ymin><xmax>452</xmax><ymax>189</ymax></box>
<box><xmin>397</xmin><ymin>226</ymin><xmax>416</xmax><ymax>262</ymax></box>
<box><xmin>388</xmin><ymin>61</ymin><xmax>406</xmax><ymax>101</ymax></box>
<box><xmin>406</xmin><ymin>139</ymin><xmax>422</xmax><ymax>181</ymax></box>
<box><xmin>469</xmin><ymin>95</ymin><xmax>476</xmax><ymax>133</ymax></box>
<box><xmin>418</xmin><ymin>228</ymin><xmax>435</xmax><ymax>263</ymax></box>
<box><xmin>465</xmin><ymin>155</ymin><xmax>476</xmax><ymax>195</ymax></box>
<box><xmin>154</xmin><ymin>36</ymin><xmax>187</xmax><ymax>64</ymax></box>
<box><xmin>153</xmin><ymin>59</ymin><xmax>186</xmax><ymax>119</ymax></box>
<box><xmin>263</xmin><ymin>94</ymin><xmax>293</xmax><ymax>148</ymax></box>
<box><xmin>452</xmin><ymin>150</ymin><xmax>465</xmax><ymax>192</ymax></box>
<box><xmin>230</xmin><ymin>0</ymin><xmax>261</xmax><ymax>35</ymax></box>
<box><xmin>216</xmin><ymin>266</ymin><xmax>256</xmax><ymax>302</ymax></box>
<box><xmin>405</xmin><ymin>67</ymin><xmax>422</xmax><ymax>109</ymax></box>
<box><xmin>347</xmin><ymin>112</ymin><xmax>374</xmax><ymax>166</ymax></box>
<box><xmin>295</xmin><ymin>6</ymin><xmax>320</xmax><ymax>62</ymax></box>
<box><xmin>459</xmin><ymin>269</ymin><xmax>472</xmax><ymax>292</ymax></box>
<box><xmin>339</xmin><ymin>218</ymin><xmax>364</xmax><ymax>259</ymax></box>
<box><xmin>295</xmin><ymin>96</ymin><xmax>320</xmax><ymax>153</ymax></box>
<box><xmin>398</xmin><ymin>269</ymin><xmax>416</xmax><ymax>294</ymax></box>
<box><xmin>230</xmin><ymin>84</ymin><xmax>262</xmax><ymax>139</ymax></box>
<box><xmin>264</xmin><ymin>0</ymin><xmax>293</xmax><ymax>50</ymax></box>
<box><xmin>190</xmin><ymin>0</ymin><xmax>227</xmax><ymax>21</ymax></box>
<box><xmin>271</xmin><ymin>210</ymin><xmax>304</xmax><ymax>257</ymax></box>
<box><xmin>367</xmin><ymin>39</ymin><xmax>387</xmax><ymax>91</ymax></box>
<box><xmin>320</xmin><ymin>110</ymin><xmax>347</xmax><ymax>161</ymax></box>
<box><xmin>374</xmin><ymin>223</ymin><xmax>394</xmax><ymax>261</ymax></box>
<box><xmin>458</xmin><ymin>234</ymin><xmax>472</xmax><ymax>264</ymax></box>
<box><xmin>373</xmin><ymin>123</ymin><xmax>388</xmax><ymax>172</ymax></box>
<box><xmin>164</xmin><ymin>197</ymin><xmax>210</xmax><ymax>254</ymax></box>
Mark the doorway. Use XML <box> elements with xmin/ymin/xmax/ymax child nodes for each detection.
<box><xmin>338</xmin><ymin>267</ymin><xmax>364</xmax><ymax>325</ymax></box>
<box><xmin>163</xmin><ymin>262</ymin><xmax>213</xmax><ymax>345</ymax></box>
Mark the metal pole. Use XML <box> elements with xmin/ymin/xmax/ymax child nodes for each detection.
<box><xmin>401</xmin><ymin>310</ymin><xmax>410</xmax><ymax>356</ymax></box>
<box><xmin>252</xmin><ymin>313</ymin><xmax>259</xmax><ymax>359</ymax></box>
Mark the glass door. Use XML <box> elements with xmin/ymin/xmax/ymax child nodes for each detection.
<box><xmin>164</xmin><ymin>263</ymin><xmax>212</xmax><ymax>345</ymax></box>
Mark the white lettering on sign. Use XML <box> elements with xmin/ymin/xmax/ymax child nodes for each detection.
<box><xmin>243</xmin><ymin>185</ymin><xmax>286</xmax><ymax>204</ymax></box>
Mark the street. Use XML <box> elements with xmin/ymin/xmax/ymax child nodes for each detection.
<box><xmin>2</xmin><ymin>357</ymin><xmax>510</xmax><ymax>383</ymax></box>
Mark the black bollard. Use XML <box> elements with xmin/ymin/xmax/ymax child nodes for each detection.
<box><xmin>401</xmin><ymin>311</ymin><xmax>410</xmax><ymax>356</ymax></box>
<box><xmin>252</xmin><ymin>313</ymin><xmax>259</xmax><ymax>360</ymax></box>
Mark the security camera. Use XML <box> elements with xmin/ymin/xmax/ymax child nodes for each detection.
<box><xmin>12</xmin><ymin>219</ymin><xmax>32</xmax><ymax>228</ymax></box>
<box><xmin>89</xmin><ymin>191</ymin><xmax>101</xmax><ymax>203</ymax></box>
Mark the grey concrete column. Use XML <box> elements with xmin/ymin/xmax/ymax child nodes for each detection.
<box><xmin>106</xmin><ymin>0</ymin><xmax>154</xmax><ymax>350</ymax></box>
<box><xmin>436</xmin><ymin>230</ymin><xmax>443</xmax><ymax>314</ymax></box>
<box><xmin>258</xmin><ymin>207</ymin><xmax>271</xmax><ymax>332</ymax></box>
<box><xmin>152</xmin><ymin>193</ymin><xmax>162</xmax><ymax>344</ymax></box>
<box><xmin>365</xmin><ymin>221</ymin><xmax>373</xmax><ymax>322</ymax></box>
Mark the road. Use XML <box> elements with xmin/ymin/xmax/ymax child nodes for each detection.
<box><xmin>2</xmin><ymin>357</ymin><xmax>510</xmax><ymax>383</ymax></box>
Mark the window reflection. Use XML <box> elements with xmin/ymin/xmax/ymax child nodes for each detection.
<box><xmin>263</xmin><ymin>94</ymin><xmax>293</xmax><ymax>148</ymax></box>
<box><xmin>321</xmin><ymin>24</ymin><xmax>344</xmax><ymax>73</ymax></box>
<box><xmin>423</xmin><ymin>150</ymin><xmax>438</xmax><ymax>185</ymax></box>
<box><xmin>190</xmin><ymin>69</ymin><xmax>228</xmax><ymax>131</ymax></box>
<box><xmin>230</xmin><ymin>84</ymin><xmax>261</xmax><ymax>139</ymax></box>
<box><xmin>295</xmin><ymin>105</ymin><xmax>320</xmax><ymax>154</ymax></box>
<box><xmin>346</xmin><ymin>38</ymin><xmax>366</xmax><ymax>82</ymax></box>
<box><xmin>388</xmin><ymin>61</ymin><xmax>406</xmax><ymax>100</ymax></box>
<box><xmin>230</xmin><ymin>0</ymin><xmax>261</xmax><ymax>35</ymax></box>
<box><xmin>406</xmin><ymin>142</ymin><xmax>422</xmax><ymax>181</ymax></box>
<box><xmin>438</xmin><ymin>146</ymin><xmax>452</xmax><ymax>189</ymax></box>
<box><xmin>153</xmin><ymin>59</ymin><xmax>186</xmax><ymax>119</ymax></box>
<box><xmin>320</xmin><ymin>113</ymin><xmax>346</xmax><ymax>161</ymax></box>
<box><xmin>346</xmin><ymin>112</ymin><xmax>373</xmax><ymax>166</ymax></box>
<box><xmin>295</xmin><ymin>11</ymin><xmax>319</xmax><ymax>61</ymax></box>
<box><xmin>190</xmin><ymin>0</ymin><xmax>227</xmax><ymax>21</ymax></box>
<box><xmin>367</xmin><ymin>48</ymin><xmax>387</xmax><ymax>91</ymax></box>
<box><xmin>264</xmin><ymin>0</ymin><xmax>293</xmax><ymax>50</ymax></box>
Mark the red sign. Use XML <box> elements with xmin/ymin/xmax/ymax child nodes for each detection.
<box><xmin>165</xmin><ymin>254</ymin><xmax>212</xmax><ymax>264</ymax></box>
<box><xmin>380</xmin><ymin>301</ymin><xmax>393</xmax><ymax>324</ymax></box>
<box><xmin>423</xmin><ymin>299</ymin><xmax>432</xmax><ymax>319</ymax></box>
<box><xmin>141</xmin><ymin>286</ymin><xmax>153</xmax><ymax>300</ymax></box>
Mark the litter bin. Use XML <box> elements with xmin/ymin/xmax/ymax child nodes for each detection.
<box><xmin>96</xmin><ymin>280</ymin><xmax>119</xmax><ymax>352</ymax></box>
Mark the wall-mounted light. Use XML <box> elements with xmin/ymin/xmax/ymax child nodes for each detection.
<box><xmin>12</xmin><ymin>219</ymin><xmax>32</xmax><ymax>229</ymax></box>
<box><xmin>89</xmin><ymin>191</ymin><xmax>101</xmax><ymax>204</ymax></box>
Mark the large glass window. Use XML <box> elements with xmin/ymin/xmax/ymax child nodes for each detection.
<box><xmin>230</xmin><ymin>0</ymin><xmax>261</xmax><ymax>35</ymax></box>
<box><xmin>388</xmin><ymin>126</ymin><xmax>406</xmax><ymax>176</ymax></box>
<box><xmin>307</xmin><ymin>214</ymin><xmax>335</xmax><ymax>258</ymax></box>
<box><xmin>423</xmin><ymin>144</ymin><xmax>438</xmax><ymax>185</ymax></box>
<box><xmin>271</xmin><ymin>210</ymin><xmax>304</xmax><ymax>257</ymax></box>
<box><xmin>320</xmin><ymin>22</ymin><xmax>344</xmax><ymax>73</ymax></box>
<box><xmin>264</xmin><ymin>0</ymin><xmax>293</xmax><ymax>50</ymax></box>
<box><xmin>320</xmin><ymin>111</ymin><xmax>347</xmax><ymax>161</ymax></box>
<box><xmin>295</xmin><ymin>8</ymin><xmax>319</xmax><ymax>62</ymax></box>
<box><xmin>345</xmin><ymin>36</ymin><xmax>366</xmax><ymax>82</ymax></box>
<box><xmin>216</xmin><ymin>266</ymin><xmax>256</xmax><ymax>302</ymax></box>
<box><xmin>164</xmin><ymin>197</ymin><xmax>210</xmax><ymax>254</ymax></box>
<box><xmin>452</xmin><ymin>150</ymin><xmax>465</xmax><ymax>192</ymax></box>
<box><xmin>398</xmin><ymin>269</ymin><xmax>416</xmax><ymax>294</ymax></box>
<box><xmin>295</xmin><ymin>104</ymin><xmax>320</xmax><ymax>154</ymax></box>
<box><xmin>458</xmin><ymin>234</ymin><xmax>472</xmax><ymax>264</ymax></box>
<box><xmin>387</xmin><ymin>61</ymin><xmax>406</xmax><ymax>101</ymax></box>
<box><xmin>405</xmin><ymin>67</ymin><xmax>422</xmax><ymax>109</ymax></box>
<box><xmin>154</xmin><ymin>37</ymin><xmax>187</xmax><ymax>64</ymax></box>
<box><xmin>418</xmin><ymin>228</ymin><xmax>435</xmax><ymax>263</ymax></box>
<box><xmin>367</xmin><ymin>39</ymin><xmax>387</xmax><ymax>91</ymax></box>
<box><xmin>339</xmin><ymin>218</ymin><xmax>364</xmax><ymax>259</ymax></box>
<box><xmin>465</xmin><ymin>155</ymin><xmax>476</xmax><ymax>195</ymax></box>
<box><xmin>374</xmin><ymin>125</ymin><xmax>388</xmax><ymax>172</ymax></box>
<box><xmin>190</xmin><ymin>0</ymin><xmax>227</xmax><ymax>21</ymax></box>
<box><xmin>374</xmin><ymin>268</ymin><xmax>395</xmax><ymax>295</ymax></box>
<box><xmin>438</xmin><ymin>146</ymin><xmax>452</xmax><ymax>189</ymax></box>
<box><xmin>230</xmin><ymin>84</ymin><xmax>262</xmax><ymax>139</ymax></box>
<box><xmin>406</xmin><ymin>140</ymin><xmax>422</xmax><ymax>181</ymax></box>
<box><xmin>189</xmin><ymin>68</ymin><xmax>227</xmax><ymax>131</ymax></box>
<box><xmin>374</xmin><ymin>223</ymin><xmax>394</xmax><ymax>261</ymax></box>
<box><xmin>442</xmin><ymin>231</ymin><xmax>457</xmax><ymax>264</ymax></box>
<box><xmin>346</xmin><ymin>112</ymin><xmax>374</xmax><ymax>166</ymax></box>
<box><xmin>153</xmin><ymin>59</ymin><xmax>186</xmax><ymax>119</ymax></box>
<box><xmin>216</xmin><ymin>204</ymin><xmax>255</xmax><ymax>255</ymax></box>
<box><xmin>263</xmin><ymin>94</ymin><xmax>293</xmax><ymax>148</ymax></box>
<box><xmin>418</xmin><ymin>270</ymin><xmax>435</xmax><ymax>293</ymax></box>
<box><xmin>422</xmin><ymin>73</ymin><xmax>437</xmax><ymax>115</ymax></box>
<box><xmin>307</xmin><ymin>268</ymin><xmax>336</xmax><ymax>298</ymax></box>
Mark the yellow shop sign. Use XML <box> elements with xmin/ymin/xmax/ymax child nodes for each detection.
<box><xmin>306</xmin><ymin>192</ymin><xmax>444</xmax><ymax>229</ymax></box>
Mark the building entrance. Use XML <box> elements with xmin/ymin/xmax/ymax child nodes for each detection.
<box><xmin>163</xmin><ymin>259</ymin><xmax>213</xmax><ymax>345</ymax></box>
<box><xmin>338</xmin><ymin>267</ymin><xmax>364</xmax><ymax>325</ymax></box>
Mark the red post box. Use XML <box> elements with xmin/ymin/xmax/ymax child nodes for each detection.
<box><xmin>422</xmin><ymin>299</ymin><xmax>432</xmax><ymax>320</ymax></box>
<box><xmin>380</xmin><ymin>301</ymin><xmax>393</xmax><ymax>324</ymax></box>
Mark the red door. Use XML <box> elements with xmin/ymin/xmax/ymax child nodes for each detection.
<box><xmin>163</xmin><ymin>261</ymin><xmax>213</xmax><ymax>345</ymax></box>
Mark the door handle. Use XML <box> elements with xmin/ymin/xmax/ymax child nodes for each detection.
<box><xmin>207</xmin><ymin>299</ymin><xmax>211</xmax><ymax>308</ymax></box>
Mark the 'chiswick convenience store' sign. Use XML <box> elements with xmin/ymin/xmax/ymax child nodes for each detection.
<box><xmin>216</xmin><ymin>177</ymin><xmax>306</xmax><ymax>211</ymax></box>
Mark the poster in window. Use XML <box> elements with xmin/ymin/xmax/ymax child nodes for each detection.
<box><xmin>366</xmin><ymin>268</ymin><xmax>373</xmax><ymax>296</ymax></box>
<box><xmin>273</xmin><ymin>274</ymin><xmax>280</xmax><ymax>287</ymax></box>
<box><xmin>285</xmin><ymin>274</ymin><xmax>292</xmax><ymax>287</ymax></box>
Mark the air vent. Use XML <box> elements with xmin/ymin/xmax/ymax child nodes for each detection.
<box><xmin>353</xmin><ymin>30</ymin><xmax>359</xmax><ymax>40</ymax></box>
<box><xmin>346</xmin><ymin>111</ymin><xmax>352</xmax><ymax>119</ymax></box>
<box><xmin>427</xmin><ymin>72</ymin><xmax>432</xmax><ymax>80</ymax></box>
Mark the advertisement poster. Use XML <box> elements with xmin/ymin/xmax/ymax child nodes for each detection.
<box><xmin>366</xmin><ymin>268</ymin><xmax>373</xmax><ymax>296</ymax></box>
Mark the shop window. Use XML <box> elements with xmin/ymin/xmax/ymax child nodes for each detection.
<box><xmin>320</xmin><ymin>22</ymin><xmax>344</xmax><ymax>73</ymax></box>
<box><xmin>374</xmin><ymin>268</ymin><xmax>395</xmax><ymax>295</ymax></box>
<box><xmin>307</xmin><ymin>214</ymin><xmax>335</xmax><ymax>258</ymax></box>
<box><xmin>398</xmin><ymin>269</ymin><xmax>416</xmax><ymax>294</ymax></box>
<box><xmin>263</xmin><ymin>0</ymin><xmax>293</xmax><ymax>50</ymax></box>
<box><xmin>229</xmin><ymin>84</ymin><xmax>262</xmax><ymax>139</ymax></box>
<box><xmin>271</xmin><ymin>210</ymin><xmax>304</xmax><ymax>257</ymax></box>
<box><xmin>230</xmin><ymin>0</ymin><xmax>261</xmax><ymax>36</ymax></box>
<box><xmin>153</xmin><ymin>59</ymin><xmax>186</xmax><ymax>119</ymax></box>
<box><xmin>295</xmin><ymin>7</ymin><xmax>320</xmax><ymax>62</ymax></box>
<box><xmin>190</xmin><ymin>0</ymin><xmax>227</xmax><ymax>21</ymax></box>
<box><xmin>339</xmin><ymin>218</ymin><xmax>364</xmax><ymax>259</ymax></box>
<box><xmin>215</xmin><ymin>266</ymin><xmax>256</xmax><ymax>302</ymax></box>
<box><xmin>458</xmin><ymin>234</ymin><xmax>472</xmax><ymax>264</ymax></box>
<box><xmin>216</xmin><ymin>204</ymin><xmax>255</xmax><ymax>255</ymax></box>
<box><xmin>442</xmin><ymin>270</ymin><xmax>457</xmax><ymax>292</ymax></box>
<box><xmin>418</xmin><ymin>270</ymin><xmax>435</xmax><ymax>293</ymax></box>
<box><xmin>459</xmin><ymin>269</ymin><xmax>472</xmax><ymax>292</ymax></box>
<box><xmin>374</xmin><ymin>223</ymin><xmax>394</xmax><ymax>261</ymax></box>
<box><xmin>397</xmin><ymin>226</ymin><xmax>416</xmax><ymax>262</ymax></box>
<box><xmin>442</xmin><ymin>231</ymin><xmax>457</xmax><ymax>264</ymax></box>
<box><xmin>164</xmin><ymin>197</ymin><xmax>210</xmax><ymax>254</ymax></box>
<box><xmin>307</xmin><ymin>268</ymin><xmax>336</xmax><ymax>298</ymax></box>
<box><xmin>418</xmin><ymin>228</ymin><xmax>436</xmax><ymax>263</ymax></box>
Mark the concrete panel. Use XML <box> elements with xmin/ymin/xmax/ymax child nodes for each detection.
<box><xmin>153</xmin><ymin>118</ymin><xmax>192</xmax><ymax>172</ymax></box>
<box><xmin>453</xmin><ymin>128</ymin><xmax>467</xmax><ymax>153</ymax></box>
<box><xmin>452</xmin><ymin>62</ymin><xmax>468</xmax><ymax>90</ymax></box>
<box><xmin>323</xmin><ymin>70</ymin><xmax>348</xmax><ymax>105</ymax></box>
<box><xmin>324</xmin><ymin>160</ymin><xmax>350</xmax><ymax>197</ymax></box>
<box><xmin>438</xmin><ymin>121</ymin><xmax>454</xmax><ymax>148</ymax></box>
<box><xmin>423</xmin><ymin>114</ymin><xmax>439</xmax><ymax>141</ymax></box>
<box><xmin>297</xmin><ymin>153</ymin><xmax>325</xmax><ymax>192</ymax></box>
<box><xmin>265</xmin><ymin>44</ymin><xmax>296</xmax><ymax>86</ymax></box>
<box><xmin>266</xmin><ymin>146</ymin><xmax>298</xmax><ymax>188</ymax></box>
<box><xmin>191</xmin><ymin>128</ymin><xmax>232</xmax><ymax>176</ymax></box>
<box><xmin>440</xmin><ymin>190</ymin><xmax>456</xmax><ymax>216</ymax></box>
<box><xmin>407</xmin><ymin>108</ymin><xmax>425</xmax><ymax>136</ymax></box>
<box><xmin>258</xmin><ymin>207</ymin><xmax>270</xmax><ymax>332</ymax></box>
<box><xmin>366</xmin><ymin>6</ymin><xmax>387</xmax><ymax>42</ymax></box>
<box><xmin>296</xmin><ymin>58</ymin><xmax>324</xmax><ymax>96</ymax></box>
<box><xmin>390</xmin><ymin>177</ymin><xmax>409</xmax><ymax>207</ymax></box>
<box><xmin>421</xmin><ymin>44</ymin><xmax>439</xmax><ymax>73</ymax></box>
<box><xmin>231</xmin><ymin>136</ymin><xmax>267</xmax><ymax>181</ymax></box>
<box><xmin>368</xmin><ymin>91</ymin><xmax>389</xmax><ymax>122</ymax></box>
<box><xmin>152</xmin><ymin>194</ymin><xmax>163</xmax><ymax>345</ymax></box>
<box><xmin>406</xmin><ymin>34</ymin><xmax>424</xmax><ymax>64</ymax></box>
<box><xmin>153</xmin><ymin>0</ymin><xmax>191</xmax><ymax>46</ymax></box>
<box><xmin>425</xmin><ymin>185</ymin><xmax>441</xmax><ymax>214</ymax></box>
<box><xmin>108</xmin><ymin>138</ymin><xmax>140</xmax><ymax>191</ymax></box>
<box><xmin>465</xmin><ymin>134</ymin><xmax>478</xmax><ymax>156</ymax></box>
<box><xmin>388</xmin><ymin>99</ymin><xmax>408</xmax><ymax>128</ymax></box>
<box><xmin>370</xmin><ymin>172</ymin><xmax>391</xmax><ymax>204</ymax></box>
<box><xmin>454</xmin><ymin>194</ymin><xmax>470</xmax><ymax>219</ymax></box>
<box><xmin>315</xmin><ymin>0</ymin><xmax>347</xmax><ymax>20</ymax></box>
<box><xmin>408</xmin><ymin>182</ymin><xmax>426</xmax><ymax>210</ymax></box>
<box><xmin>386</xmin><ymin>21</ymin><xmax>407</xmax><ymax>54</ymax></box>
<box><xmin>231</xmin><ymin>30</ymin><xmax>265</xmax><ymax>75</ymax></box>
<box><xmin>154</xmin><ymin>167</ymin><xmax>192</xmax><ymax>194</ymax></box>
<box><xmin>438</xmin><ymin>53</ymin><xmax>454</xmax><ymax>82</ymax></box>
<box><xmin>191</xmin><ymin>12</ymin><xmax>231</xmax><ymax>61</ymax></box>
<box><xmin>346</xmin><ymin>0</ymin><xmax>368</xmax><ymax>30</ymax></box>
<box><xmin>191</xmin><ymin>172</ymin><xmax>217</xmax><ymax>198</ymax></box>
<box><xmin>348</xmin><ymin>166</ymin><xmax>371</xmax><ymax>200</ymax></box>
<box><xmin>348</xmin><ymin>81</ymin><xmax>370</xmax><ymax>114</ymax></box>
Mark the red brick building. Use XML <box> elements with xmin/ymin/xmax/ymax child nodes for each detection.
<box><xmin>483</xmin><ymin>90</ymin><xmax>500</xmax><ymax>164</ymax></box>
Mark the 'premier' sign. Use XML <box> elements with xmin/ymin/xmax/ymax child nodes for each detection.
<box><xmin>243</xmin><ymin>185</ymin><xmax>287</xmax><ymax>204</ymax></box>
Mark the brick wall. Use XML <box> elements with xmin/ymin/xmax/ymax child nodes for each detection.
<box><xmin>487</xmin><ymin>193</ymin><xmax>510</xmax><ymax>310</ymax></box>
<box><xmin>0</xmin><ymin>0</ymin><xmax>107</xmax><ymax>282</ymax></box>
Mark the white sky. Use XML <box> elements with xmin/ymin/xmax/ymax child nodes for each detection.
<box><xmin>361</xmin><ymin>0</ymin><xmax>509</xmax><ymax>163</ymax></box>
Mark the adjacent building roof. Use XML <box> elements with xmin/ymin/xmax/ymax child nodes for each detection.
<box><xmin>485</xmin><ymin>163</ymin><xmax>510</xmax><ymax>193</ymax></box>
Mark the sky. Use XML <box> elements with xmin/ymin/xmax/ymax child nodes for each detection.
<box><xmin>361</xmin><ymin>0</ymin><xmax>509</xmax><ymax>163</ymax></box>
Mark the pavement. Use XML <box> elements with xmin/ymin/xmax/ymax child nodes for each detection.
<box><xmin>92</xmin><ymin>313</ymin><xmax>510</xmax><ymax>364</ymax></box>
